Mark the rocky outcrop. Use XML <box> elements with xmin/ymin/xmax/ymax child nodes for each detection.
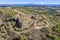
<box><xmin>14</xmin><ymin>15</ymin><xmax>22</xmax><ymax>28</ymax></box>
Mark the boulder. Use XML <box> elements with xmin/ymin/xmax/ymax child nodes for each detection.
<box><xmin>14</xmin><ymin>15</ymin><xmax>22</xmax><ymax>28</ymax></box>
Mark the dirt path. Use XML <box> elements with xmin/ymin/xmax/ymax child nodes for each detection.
<box><xmin>13</xmin><ymin>9</ymin><xmax>25</xmax><ymax>15</ymax></box>
<box><xmin>0</xmin><ymin>36</ymin><xmax>5</xmax><ymax>40</ymax></box>
<box><xmin>7</xmin><ymin>20</ymin><xmax>49</xmax><ymax>36</ymax></box>
<box><xmin>12</xmin><ymin>9</ymin><xmax>50</xmax><ymax>36</ymax></box>
<box><xmin>0</xmin><ymin>19</ymin><xmax>3</xmax><ymax>25</ymax></box>
<box><xmin>13</xmin><ymin>9</ymin><xmax>49</xmax><ymax>30</ymax></box>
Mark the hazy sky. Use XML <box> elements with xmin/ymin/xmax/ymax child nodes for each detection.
<box><xmin>0</xmin><ymin>0</ymin><xmax>60</xmax><ymax>4</ymax></box>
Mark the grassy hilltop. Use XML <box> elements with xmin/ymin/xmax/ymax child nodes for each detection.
<box><xmin>0</xmin><ymin>6</ymin><xmax>60</xmax><ymax>40</ymax></box>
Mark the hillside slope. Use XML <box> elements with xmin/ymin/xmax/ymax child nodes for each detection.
<box><xmin>0</xmin><ymin>7</ymin><xmax>60</xmax><ymax>40</ymax></box>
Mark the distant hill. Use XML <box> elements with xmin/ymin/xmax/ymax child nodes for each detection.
<box><xmin>0</xmin><ymin>4</ymin><xmax>60</xmax><ymax>7</ymax></box>
<box><xmin>0</xmin><ymin>4</ymin><xmax>41</xmax><ymax>7</ymax></box>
